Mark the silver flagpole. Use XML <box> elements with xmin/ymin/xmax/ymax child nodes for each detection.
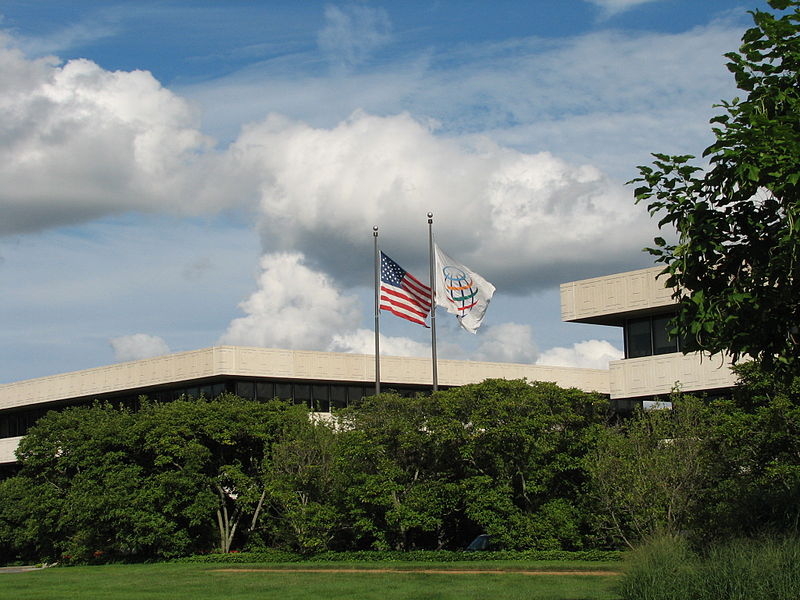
<box><xmin>373</xmin><ymin>226</ymin><xmax>381</xmax><ymax>396</ymax></box>
<box><xmin>428</xmin><ymin>213</ymin><xmax>438</xmax><ymax>391</ymax></box>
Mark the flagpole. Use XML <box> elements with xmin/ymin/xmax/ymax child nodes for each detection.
<box><xmin>428</xmin><ymin>212</ymin><xmax>438</xmax><ymax>391</ymax></box>
<box><xmin>373</xmin><ymin>226</ymin><xmax>381</xmax><ymax>396</ymax></box>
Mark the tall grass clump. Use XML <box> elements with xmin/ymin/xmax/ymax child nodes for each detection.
<box><xmin>696</xmin><ymin>537</ymin><xmax>800</xmax><ymax>600</ymax></box>
<box><xmin>619</xmin><ymin>535</ymin><xmax>800</xmax><ymax>600</ymax></box>
<box><xmin>617</xmin><ymin>534</ymin><xmax>698</xmax><ymax>600</ymax></box>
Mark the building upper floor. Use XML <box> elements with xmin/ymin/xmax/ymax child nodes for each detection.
<box><xmin>561</xmin><ymin>266</ymin><xmax>740</xmax><ymax>402</ymax></box>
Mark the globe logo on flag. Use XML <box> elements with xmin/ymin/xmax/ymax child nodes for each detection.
<box><xmin>442</xmin><ymin>266</ymin><xmax>479</xmax><ymax>313</ymax></box>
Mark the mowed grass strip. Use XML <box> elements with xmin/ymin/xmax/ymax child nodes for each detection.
<box><xmin>1</xmin><ymin>561</ymin><xmax>622</xmax><ymax>600</ymax></box>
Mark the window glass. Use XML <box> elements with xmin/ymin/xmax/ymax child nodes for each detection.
<box><xmin>627</xmin><ymin>318</ymin><xmax>652</xmax><ymax>358</ymax></box>
<box><xmin>330</xmin><ymin>386</ymin><xmax>348</xmax><ymax>410</ymax></box>
<box><xmin>348</xmin><ymin>386</ymin><xmax>365</xmax><ymax>405</ymax></box>
<box><xmin>652</xmin><ymin>315</ymin><xmax>678</xmax><ymax>355</ymax></box>
<box><xmin>275</xmin><ymin>383</ymin><xmax>293</xmax><ymax>401</ymax></box>
<box><xmin>235</xmin><ymin>381</ymin><xmax>255</xmax><ymax>400</ymax></box>
<box><xmin>294</xmin><ymin>384</ymin><xmax>311</xmax><ymax>407</ymax></box>
<box><xmin>312</xmin><ymin>385</ymin><xmax>330</xmax><ymax>412</ymax></box>
<box><xmin>256</xmin><ymin>382</ymin><xmax>274</xmax><ymax>402</ymax></box>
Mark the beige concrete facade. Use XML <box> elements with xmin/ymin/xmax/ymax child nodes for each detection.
<box><xmin>609</xmin><ymin>353</ymin><xmax>737</xmax><ymax>399</ymax></box>
<box><xmin>0</xmin><ymin>345</ymin><xmax>610</xmax><ymax>464</ymax></box>
<box><xmin>561</xmin><ymin>266</ymin><xmax>674</xmax><ymax>325</ymax></box>
<box><xmin>0</xmin><ymin>437</ymin><xmax>22</xmax><ymax>465</ymax></box>
<box><xmin>561</xmin><ymin>268</ymin><xmax>739</xmax><ymax>400</ymax></box>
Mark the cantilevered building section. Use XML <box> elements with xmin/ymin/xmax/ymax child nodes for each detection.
<box><xmin>0</xmin><ymin>345</ymin><xmax>610</xmax><ymax>465</ymax></box>
<box><xmin>561</xmin><ymin>266</ymin><xmax>739</xmax><ymax>410</ymax></box>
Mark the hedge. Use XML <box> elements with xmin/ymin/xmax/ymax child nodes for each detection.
<box><xmin>177</xmin><ymin>549</ymin><xmax>622</xmax><ymax>563</ymax></box>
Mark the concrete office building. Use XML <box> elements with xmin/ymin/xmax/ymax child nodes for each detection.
<box><xmin>0</xmin><ymin>346</ymin><xmax>610</xmax><ymax>466</ymax></box>
<box><xmin>0</xmin><ymin>266</ymin><xmax>740</xmax><ymax>467</ymax></box>
<box><xmin>561</xmin><ymin>266</ymin><xmax>739</xmax><ymax>411</ymax></box>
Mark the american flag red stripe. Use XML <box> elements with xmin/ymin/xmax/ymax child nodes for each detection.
<box><xmin>379</xmin><ymin>252</ymin><xmax>432</xmax><ymax>327</ymax></box>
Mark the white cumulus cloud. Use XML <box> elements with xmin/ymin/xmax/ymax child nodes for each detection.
<box><xmin>536</xmin><ymin>339</ymin><xmax>623</xmax><ymax>369</ymax></box>
<box><xmin>110</xmin><ymin>333</ymin><xmax>170</xmax><ymax>362</ymax></box>
<box><xmin>330</xmin><ymin>328</ymin><xmax>430</xmax><ymax>357</ymax></box>
<box><xmin>231</xmin><ymin>110</ymin><xmax>652</xmax><ymax>292</ymax></box>
<box><xmin>219</xmin><ymin>252</ymin><xmax>362</xmax><ymax>350</ymax></box>
<box><xmin>0</xmin><ymin>36</ymin><xmax>231</xmax><ymax>235</ymax></box>
<box><xmin>474</xmin><ymin>323</ymin><xmax>539</xmax><ymax>364</ymax></box>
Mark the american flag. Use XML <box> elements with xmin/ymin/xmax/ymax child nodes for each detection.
<box><xmin>379</xmin><ymin>252</ymin><xmax>432</xmax><ymax>327</ymax></box>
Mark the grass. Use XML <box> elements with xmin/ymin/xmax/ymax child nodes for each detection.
<box><xmin>0</xmin><ymin>560</ymin><xmax>623</xmax><ymax>600</ymax></box>
<box><xmin>617</xmin><ymin>535</ymin><xmax>800</xmax><ymax>600</ymax></box>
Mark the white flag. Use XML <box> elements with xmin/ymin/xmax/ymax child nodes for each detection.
<box><xmin>433</xmin><ymin>244</ymin><xmax>495</xmax><ymax>334</ymax></box>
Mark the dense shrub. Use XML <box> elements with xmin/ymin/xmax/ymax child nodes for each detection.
<box><xmin>177</xmin><ymin>549</ymin><xmax>622</xmax><ymax>563</ymax></box>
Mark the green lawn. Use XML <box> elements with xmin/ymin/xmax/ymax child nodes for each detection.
<box><xmin>1</xmin><ymin>561</ymin><xmax>622</xmax><ymax>600</ymax></box>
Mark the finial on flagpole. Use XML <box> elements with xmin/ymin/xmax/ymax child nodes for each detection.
<box><xmin>427</xmin><ymin>212</ymin><xmax>433</xmax><ymax>224</ymax></box>
<box><xmin>373</xmin><ymin>225</ymin><xmax>378</xmax><ymax>237</ymax></box>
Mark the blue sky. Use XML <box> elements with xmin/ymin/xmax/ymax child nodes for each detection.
<box><xmin>0</xmin><ymin>1</ymin><xmax>755</xmax><ymax>382</ymax></box>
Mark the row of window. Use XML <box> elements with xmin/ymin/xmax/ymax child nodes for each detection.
<box><xmin>0</xmin><ymin>378</ymin><xmax>426</xmax><ymax>440</ymax></box>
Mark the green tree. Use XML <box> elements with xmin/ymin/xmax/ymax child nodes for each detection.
<box><xmin>587</xmin><ymin>398</ymin><xmax>709</xmax><ymax>548</ymax></box>
<box><xmin>0</xmin><ymin>395</ymin><xmax>301</xmax><ymax>562</ymax></box>
<box><xmin>261</xmin><ymin>416</ymin><xmax>343</xmax><ymax>553</ymax></box>
<box><xmin>697</xmin><ymin>364</ymin><xmax>800</xmax><ymax>539</ymax></box>
<box><xmin>134</xmin><ymin>395</ymin><xmax>297</xmax><ymax>554</ymax></box>
<box><xmin>337</xmin><ymin>380</ymin><xmax>609</xmax><ymax>551</ymax></box>
<box><xmin>631</xmin><ymin>0</ymin><xmax>800</xmax><ymax>375</ymax></box>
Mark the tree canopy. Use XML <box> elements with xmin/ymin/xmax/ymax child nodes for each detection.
<box><xmin>631</xmin><ymin>0</ymin><xmax>800</xmax><ymax>375</ymax></box>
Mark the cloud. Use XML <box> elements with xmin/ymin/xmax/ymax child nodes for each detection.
<box><xmin>109</xmin><ymin>333</ymin><xmax>170</xmax><ymax>362</ymax></box>
<box><xmin>229</xmin><ymin>110</ymin><xmax>652</xmax><ymax>292</ymax></box>
<box><xmin>330</xmin><ymin>328</ymin><xmax>429</xmax><ymax>357</ymax></box>
<box><xmin>219</xmin><ymin>251</ymin><xmax>362</xmax><ymax>350</ymax></box>
<box><xmin>317</xmin><ymin>4</ymin><xmax>392</xmax><ymax>71</ymax></box>
<box><xmin>183</xmin><ymin>18</ymin><xmax>742</xmax><ymax>172</ymax></box>
<box><xmin>0</xmin><ymin>36</ymin><xmax>231</xmax><ymax>235</ymax></box>
<box><xmin>583</xmin><ymin>0</ymin><xmax>663</xmax><ymax>16</ymax></box>
<box><xmin>12</xmin><ymin>16</ymin><xmax>120</xmax><ymax>57</ymax></box>
<box><xmin>536</xmin><ymin>339</ymin><xmax>623</xmax><ymax>369</ymax></box>
<box><xmin>474</xmin><ymin>322</ymin><xmax>539</xmax><ymax>364</ymax></box>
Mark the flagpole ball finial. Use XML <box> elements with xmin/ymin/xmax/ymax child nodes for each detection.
<box><xmin>373</xmin><ymin>225</ymin><xmax>378</xmax><ymax>237</ymax></box>
<box><xmin>427</xmin><ymin>212</ymin><xmax>433</xmax><ymax>223</ymax></box>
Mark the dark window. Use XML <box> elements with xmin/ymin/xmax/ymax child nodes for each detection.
<box><xmin>330</xmin><ymin>386</ymin><xmax>348</xmax><ymax>410</ymax></box>
<box><xmin>235</xmin><ymin>381</ymin><xmax>255</xmax><ymax>400</ymax></box>
<box><xmin>652</xmin><ymin>315</ymin><xmax>678</xmax><ymax>355</ymax></box>
<box><xmin>627</xmin><ymin>318</ymin><xmax>652</xmax><ymax>358</ymax></box>
<box><xmin>275</xmin><ymin>383</ymin><xmax>293</xmax><ymax>401</ymax></box>
<box><xmin>312</xmin><ymin>385</ymin><xmax>330</xmax><ymax>412</ymax></box>
<box><xmin>294</xmin><ymin>384</ymin><xmax>311</xmax><ymax>408</ymax></box>
<box><xmin>348</xmin><ymin>386</ymin><xmax>366</xmax><ymax>405</ymax></box>
<box><xmin>625</xmin><ymin>313</ymin><xmax>680</xmax><ymax>358</ymax></box>
<box><xmin>256</xmin><ymin>382</ymin><xmax>274</xmax><ymax>401</ymax></box>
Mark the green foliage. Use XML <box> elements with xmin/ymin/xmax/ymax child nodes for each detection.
<box><xmin>0</xmin><ymin>396</ymin><xmax>304</xmax><ymax>562</ymax></box>
<box><xmin>695</xmin><ymin>365</ymin><xmax>800</xmax><ymax>539</ymax></box>
<box><xmin>630</xmin><ymin>0</ymin><xmax>800</xmax><ymax>376</ymax></box>
<box><xmin>617</xmin><ymin>534</ymin><xmax>698</xmax><ymax>600</ymax></box>
<box><xmin>590</xmin><ymin>363</ymin><xmax>800</xmax><ymax>546</ymax></box>
<box><xmin>176</xmin><ymin>548</ymin><xmax>622</xmax><ymax>563</ymax></box>
<box><xmin>0</xmin><ymin>379</ymin><xmax>611</xmax><ymax>564</ymax></box>
<box><xmin>587</xmin><ymin>397</ymin><xmax>709</xmax><ymax>548</ymax></box>
<box><xmin>619</xmin><ymin>535</ymin><xmax>800</xmax><ymax>600</ymax></box>
<box><xmin>336</xmin><ymin>379</ymin><xmax>609</xmax><ymax>552</ymax></box>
